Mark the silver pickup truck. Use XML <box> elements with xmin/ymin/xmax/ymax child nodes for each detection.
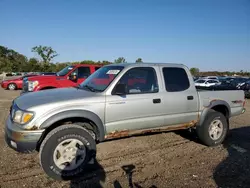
<box><xmin>5</xmin><ymin>63</ymin><xmax>246</xmax><ymax>180</ymax></box>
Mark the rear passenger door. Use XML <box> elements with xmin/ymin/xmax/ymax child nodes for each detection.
<box><xmin>161</xmin><ymin>67</ymin><xmax>199</xmax><ymax>125</ymax></box>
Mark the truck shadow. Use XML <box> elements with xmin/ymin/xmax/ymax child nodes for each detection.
<box><xmin>213</xmin><ymin>126</ymin><xmax>250</xmax><ymax>188</ymax></box>
<box><xmin>68</xmin><ymin>162</ymin><xmax>157</xmax><ymax>188</ymax></box>
<box><xmin>69</xmin><ymin>159</ymin><xmax>106</xmax><ymax>188</ymax></box>
<box><xmin>113</xmin><ymin>164</ymin><xmax>157</xmax><ymax>188</ymax></box>
<box><xmin>174</xmin><ymin>129</ymin><xmax>202</xmax><ymax>144</ymax></box>
<box><xmin>176</xmin><ymin>127</ymin><xmax>250</xmax><ymax>187</ymax></box>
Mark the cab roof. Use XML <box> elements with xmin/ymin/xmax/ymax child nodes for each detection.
<box><xmin>105</xmin><ymin>62</ymin><xmax>186</xmax><ymax>68</ymax></box>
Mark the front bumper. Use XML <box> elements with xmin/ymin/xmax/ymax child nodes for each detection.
<box><xmin>1</xmin><ymin>82</ymin><xmax>7</xmax><ymax>89</ymax></box>
<box><xmin>4</xmin><ymin>115</ymin><xmax>44</xmax><ymax>153</ymax></box>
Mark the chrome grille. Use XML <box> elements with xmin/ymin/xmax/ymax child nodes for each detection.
<box><xmin>22</xmin><ymin>78</ymin><xmax>28</xmax><ymax>92</ymax></box>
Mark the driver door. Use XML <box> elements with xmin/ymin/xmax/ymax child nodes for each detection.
<box><xmin>105</xmin><ymin>67</ymin><xmax>164</xmax><ymax>133</ymax></box>
<box><xmin>68</xmin><ymin>67</ymin><xmax>91</xmax><ymax>85</ymax></box>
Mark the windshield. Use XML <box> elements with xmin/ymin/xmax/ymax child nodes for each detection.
<box><xmin>57</xmin><ymin>66</ymin><xmax>75</xmax><ymax>76</ymax></box>
<box><xmin>79</xmin><ymin>65</ymin><xmax>124</xmax><ymax>92</ymax></box>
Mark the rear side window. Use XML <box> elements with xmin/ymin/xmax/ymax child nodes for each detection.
<box><xmin>163</xmin><ymin>67</ymin><xmax>190</xmax><ymax>92</ymax></box>
<box><xmin>196</xmin><ymin>80</ymin><xmax>205</xmax><ymax>83</ymax></box>
<box><xmin>78</xmin><ymin>67</ymin><xmax>91</xmax><ymax>78</ymax></box>
<box><xmin>207</xmin><ymin>80</ymin><xmax>218</xmax><ymax>83</ymax></box>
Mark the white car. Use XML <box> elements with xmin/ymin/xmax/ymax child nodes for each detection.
<box><xmin>195</xmin><ymin>79</ymin><xmax>221</xmax><ymax>87</ymax></box>
<box><xmin>203</xmin><ymin>76</ymin><xmax>219</xmax><ymax>80</ymax></box>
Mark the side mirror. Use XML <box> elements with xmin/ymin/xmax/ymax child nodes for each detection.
<box><xmin>113</xmin><ymin>83</ymin><xmax>127</xmax><ymax>95</ymax></box>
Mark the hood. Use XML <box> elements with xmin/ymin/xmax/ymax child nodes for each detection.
<box><xmin>27</xmin><ymin>75</ymin><xmax>58</xmax><ymax>81</ymax></box>
<box><xmin>14</xmin><ymin>87</ymin><xmax>97</xmax><ymax>110</ymax></box>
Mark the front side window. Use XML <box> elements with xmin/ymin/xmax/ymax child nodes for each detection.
<box><xmin>116</xmin><ymin>67</ymin><xmax>159</xmax><ymax>94</ymax></box>
<box><xmin>79</xmin><ymin>66</ymin><xmax>124</xmax><ymax>92</ymax></box>
<box><xmin>57</xmin><ymin>66</ymin><xmax>75</xmax><ymax>76</ymax></box>
<box><xmin>163</xmin><ymin>67</ymin><xmax>190</xmax><ymax>92</ymax></box>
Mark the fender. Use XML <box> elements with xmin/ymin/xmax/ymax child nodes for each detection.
<box><xmin>40</xmin><ymin>110</ymin><xmax>105</xmax><ymax>141</ymax></box>
<box><xmin>198</xmin><ymin>100</ymin><xmax>231</xmax><ymax>126</ymax></box>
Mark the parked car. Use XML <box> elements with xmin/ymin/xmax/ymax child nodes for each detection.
<box><xmin>1</xmin><ymin>74</ymin><xmax>38</xmax><ymax>90</ymax></box>
<box><xmin>193</xmin><ymin>76</ymin><xmax>199</xmax><ymax>81</ymax></box>
<box><xmin>5</xmin><ymin>63</ymin><xmax>245</xmax><ymax>180</ymax></box>
<box><xmin>195</xmin><ymin>79</ymin><xmax>221</xmax><ymax>87</ymax></box>
<box><xmin>196</xmin><ymin>81</ymin><xmax>238</xmax><ymax>91</ymax></box>
<box><xmin>21</xmin><ymin>64</ymin><xmax>103</xmax><ymax>94</ymax></box>
<box><xmin>237</xmin><ymin>81</ymin><xmax>250</xmax><ymax>98</ymax></box>
<box><xmin>203</xmin><ymin>76</ymin><xmax>219</xmax><ymax>80</ymax></box>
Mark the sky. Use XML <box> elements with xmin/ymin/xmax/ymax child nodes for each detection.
<box><xmin>0</xmin><ymin>0</ymin><xmax>249</xmax><ymax>72</ymax></box>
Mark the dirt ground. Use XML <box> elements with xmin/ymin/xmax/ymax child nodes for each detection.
<box><xmin>0</xmin><ymin>87</ymin><xmax>250</xmax><ymax>188</ymax></box>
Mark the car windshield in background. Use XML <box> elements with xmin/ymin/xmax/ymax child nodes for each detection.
<box><xmin>196</xmin><ymin>80</ymin><xmax>205</xmax><ymax>83</ymax></box>
<box><xmin>79</xmin><ymin>66</ymin><xmax>124</xmax><ymax>92</ymax></box>
<box><xmin>57</xmin><ymin>66</ymin><xmax>75</xmax><ymax>76</ymax></box>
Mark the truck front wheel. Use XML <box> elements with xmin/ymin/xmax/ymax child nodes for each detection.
<box><xmin>196</xmin><ymin>110</ymin><xmax>228</xmax><ymax>146</ymax></box>
<box><xmin>39</xmin><ymin>124</ymin><xmax>96</xmax><ymax>180</ymax></box>
<box><xmin>8</xmin><ymin>83</ymin><xmax>17</xmax><ymax>90</ymax></box>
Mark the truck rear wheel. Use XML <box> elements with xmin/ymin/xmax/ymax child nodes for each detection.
<box><xmin>196</xmin><ymin>110</ymin><xmax>228</xmax><ymax>146</ymax></box>
<box><xmin>39</xmin><ymin>124</ymin><xmax>96</xmax><ymax>180</ymax></box>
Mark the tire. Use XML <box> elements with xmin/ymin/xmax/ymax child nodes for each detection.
<box><xmin>196</xmin><ymin>110</ymin><xmax>228</xmax><ymax>146</ymax></box>
<box><xmin>75</xmin><ymin>122</ymin><xmax>96</xmax><ymax>140</ymax></box>
<box><xmin>39</xmin><ymin>124</ymin><xmax>96</xmax><ymax>180</ymax></box>
<box><xmin>8</xmin><ymin>83</ymin><xmax>17</xmax><ymax>90</ymax></box>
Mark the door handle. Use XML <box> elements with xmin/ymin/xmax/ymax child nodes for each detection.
<box><xmin>153</xmin><ymin>98</ymin><xmax>161</xmax><ymax>103</ymax></box>
<box><xmin>187</xmin><ymin>96</ymin><xmax>194</xmax><ymax>100</ymax></box>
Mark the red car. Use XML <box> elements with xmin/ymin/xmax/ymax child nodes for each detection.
<box><xmin>1</xmin><ymin>74</ymin><xmax>38</xmax><ymax>90</ymax></box>
<box><xmin>22</xmin><ymin>64</ymin><xmax>104</xmax><ymax>93</ymax></box>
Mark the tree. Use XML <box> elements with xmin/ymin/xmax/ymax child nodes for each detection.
<box><xmin>114</xmin><ymin>57</ymin><xmax>126</xmax><ymax>64</ymax></box>
<box><xmin>190</xmin><ymin>67</ymin><xmax>200</xmax><ymax>76</ymax></box>
<box><xmin>0</xmin><ymin>45</ymin><xmax>28</xmax><ymax>72</ymax></box>
<box><xmin>32</xmin><ymin>45</ymin><xmax>58</xmax><ymax>64</ymax></box>
<box><xmin>135</xmin><ymin>58</ymin><xmax>143</xmax><ymax>63</ymax></box>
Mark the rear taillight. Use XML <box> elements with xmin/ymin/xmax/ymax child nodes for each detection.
<box><xmin>243</xmin><ymin>100</ymin><xmax>246</xmax><ymax>107</ymax></box>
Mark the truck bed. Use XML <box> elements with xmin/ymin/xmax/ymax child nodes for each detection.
<box><xmin>197</xmin><ymin>89</ymin><xmax>245</xmax><ymax>117</ymax></box>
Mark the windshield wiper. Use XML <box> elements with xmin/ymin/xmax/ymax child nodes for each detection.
<box><xmin>81</xmin><ymin>85</ymin><xmax>102</xmax><ymax>92</ymax></box>
<box><xmin>74</xmin><ymin>84</ymin><xmax>80</xmax><ymax>90</ymax></box>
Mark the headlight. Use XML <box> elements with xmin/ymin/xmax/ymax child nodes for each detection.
<box><xmin>28</xmin><ymin>81</ymin><xmax>39</xmax><ymax>91</ymax></box>
<box><xmin>13</xmin><ymin>110</ymin><xmax>34</xmax><ymax>124</ymax></box>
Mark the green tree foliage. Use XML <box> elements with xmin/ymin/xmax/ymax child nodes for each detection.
<box><xmin>135</xmin><ymin>58</ymin><xmax>143</xmax><ymax>63</ymax></box>
<box><xmin>0</xmin><ymin>45</ymin><xmax>28</xmax><ymax>72</ymax></box>
<box><xmin>114</xmin><ymin>57</ymin><xmax>126</xmax><ymax>64</ymax></box>
<box><xmin>32</xmin><ymin>45</ymin><xmax>58</xmax><ymax>64</ymax></box>
<box><xmin>1</xmin><ymin>45</ymin><xmax>249</xmax><ymax>77</ymax></box>
<box><xmin>190</xmin><ymin>67</ymin><xmax>200</xmax><ymax>76</ymax></box>
<box><xmin>0</xmin><ymin>45</ymin><xmax>112</xmax><ymax>74</ymax></box>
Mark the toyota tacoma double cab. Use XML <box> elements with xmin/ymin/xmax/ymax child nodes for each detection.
<box><xmin>5</xmin><ymin>63</ymin><xmax>246</xmax><ymax>180</ymax></box>
<box><xmin>21</xmin><ymin>64</ymin><xmax>103</xmax><ymax>93</ymax></box>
